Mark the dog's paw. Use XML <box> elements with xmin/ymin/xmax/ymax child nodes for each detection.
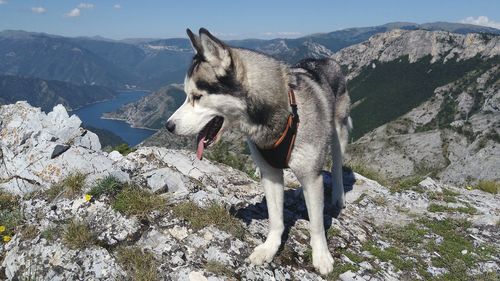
<box><xmin>248</xmin><ymin>243</ymin><xmax>278</xmax><ymax>265</ymax></box>
<box><xmin>313</xmin><ymin>249</ymin><xmax>334</xmax><ymax>275</ymax></box>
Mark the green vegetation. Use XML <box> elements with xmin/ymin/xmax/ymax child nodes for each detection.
<box><xmin>112</xmin><ymin>186</ymin><xmax>166</xmax><ymax>218</ymax></box>
<box><xmin>348</xmin><ymin>55</ymin><xmax>500</xmax><ymax>139</ymax></box>
<box><xmin>0</xmin><ymin>191</ymin><xmax>21</xmax><ymax>238</ymax></box>
<box><xmin>428</xmin><ymin>188</ymin><xmax>460</xmax><ymax>203</ymax></box>
<box><xmin>116</xmin><ymin>247</ymin><xmax>158</xmax><ymax>281</ymax></box>
<box><xmin>327</xmin><ymin>227</ymin><xmax>341</xmax><ymax>238</ymax></box>
<box><xmin>20</xmin><ymin>225</ymin><xmax>39</xmax><ymax>240</ymax></box>
<box><xmin>345</xmin><ymin>163</ymin><xmax>388</xmax><ymax>185</ymax></box>
<box><xmin>89</xmin><ymin>176</ymin><xmax>124</xmax><ymax>198</ymax></box>
<box><xmin>428</xmin><ymin>203</ymin><xmax>477</xmax><ymax>214</ymax></box>
<box><xmin>390</xmin><ymin>176</ymin><xmax>425</xmax><ymax>193</ymax></box>
<box><xmin>62</xmin><ymin>220</ymin><xmax>96</xmax><ymax>249</ymax></box>
<box><xmin>205</xmin><ymin>261</ymin><xmax>235</xmax><ymax>277</ymax></box>
<box><xmin>474</xmin><ymin>180</ymin><xmax>499</xmax><ymax>194</ymax></box>
<box><xmin>362</xmin><ymin>243</ymin><xmax>413</xmax><ymax>271</ymax></box>
<box><xmin>340</xmin><ymin>249</ymin><xmax>364</xmax><ymax>264</ymax></box>
<box><xmin>367</xmin><ymin>218</ymin><xmax>500</xmax><ymax>280</ymax></box>
<box><xmin>44</xmin><ymin>172</ymin><xmax>87</xmax><ymax>200</ymax></box>
<box><xmin>326</xmin><ymin>264</ymin><xmax>360</xmax><ymax>281</ymax></box>
<box><xmin>112</xmin><ymin>143</ymin><xmax>136</xmax><ymax>156</ymax></box>
<box><xmin>41</xmin><ymin>226</ymin><xmax>59</xmax><ymax>241</ymax></box>
<box><xmin>84</xmin><ymin>126</ymin><xmax>126</xmax><ymax>148</ymax></box>
<box><xmin>205</xmin><ymin>141</ymin><xmax>256</xmax><ymax>180</ymax></box>
<box><xmin>172</xmin><ymin>201</ymin><xmax>245</xmax><ymax>239</ymax></box>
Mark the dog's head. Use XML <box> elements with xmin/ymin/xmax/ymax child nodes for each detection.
<box><xmin>165</xmin><ymin>28</ymin><xmax>245</xmax><ymax>159</ymax></box>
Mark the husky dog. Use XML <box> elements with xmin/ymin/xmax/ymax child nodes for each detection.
<box><xmin>166</xmin><ymin>28</ymin><xmax>351</xmax><ymax>274</ymax></box>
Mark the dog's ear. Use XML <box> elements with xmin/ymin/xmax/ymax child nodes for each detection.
<box><xmin>199</xmin><ymin>28</ymin><xmax>231</xmax><ymax>69</ymax></box>
<box><xmin>186</xmin><ymin>28</ymin><xmax>202</xmax><ymax>54</ymax></box>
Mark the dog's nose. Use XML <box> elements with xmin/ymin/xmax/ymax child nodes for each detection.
<box><xmin>165</xmin><ymin>121</ymin><xmax>176</xmax><ymax>133</ymax></box>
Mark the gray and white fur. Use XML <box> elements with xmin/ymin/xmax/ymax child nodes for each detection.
<box><xmin>166</xmin><ymin>28</ymin><xmax>351</xmax><ymax>275</ymax></box>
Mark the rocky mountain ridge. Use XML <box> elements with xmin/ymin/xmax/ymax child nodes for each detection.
<box><xmin>0</xmin><ymin>102</ymin><xmax>498</xmax><ymax>280</ymax></box>
<box><xmin>332</xmin><ymin>29</ymin><xmax>500</xmax><ymax>80</ymax></box>
<box><xmin>336</xmin><ymin>30</ymin><xmax>500</xmax><ymax>185</ymax></box>
<box><xmin>0</xmin><ymin>75</ymin><xmax>117</xmax><ymax>112</ymax></box>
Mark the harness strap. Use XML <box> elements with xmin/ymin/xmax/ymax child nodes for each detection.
<box><xmin>256</xmin><ymin>87</ymin><xmax>299</xmax><ymax>169</ymax></box>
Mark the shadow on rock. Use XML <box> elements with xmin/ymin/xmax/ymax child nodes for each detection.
<box><xmin>233</xmin><ymin>167</ymin><xmax>355</xmax><ymax>248</ymax></box>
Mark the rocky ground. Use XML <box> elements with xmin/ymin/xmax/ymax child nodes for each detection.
<box><xmin>1</xmin><ymin>102</ymin><xmax>499</xmax><ymax>280</ymax></box>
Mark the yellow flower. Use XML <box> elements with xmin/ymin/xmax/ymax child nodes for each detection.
<box><xmin>0</xmin><ymin>225</ymin><xmax>5</xmax><ymax>233</ymax></box>
<box><xmin>466</xmin><ymin>186</ymin><xmax>473</xmax><ymax>190</ymax></box>
<box><xmin>3</xmin><ymin>235</ymin><xmax>11</xmax><ymax>242</ymax></box>
<box><xmin>84</xmin><ymin>194</ymin><xmax>92</xmax><ymax>202</ymax></box>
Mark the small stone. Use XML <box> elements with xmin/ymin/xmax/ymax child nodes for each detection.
<box><xmin>169</xmin><ymin>226</ymin><xmax>188</xmax><ymax>240</ymax></box>
<box><xmin>461</xmin><ymin>249</ymin><xmax>468</xmax><ymax>255</ymax></box>
<box><xmin>51</xmin><ymin>144</ymin><xmax>70</xmax><ymax>159</ymax></box>
<box><xmin>188</xmin><ymin>271</ymin><xmax>208</xmax><ymax>281</ymax></box>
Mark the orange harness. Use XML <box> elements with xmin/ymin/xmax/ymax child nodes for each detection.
<box><xmin>256</xmin><ymin>88</ymin><xmax>299</xmax><ymax>169</ymax></box>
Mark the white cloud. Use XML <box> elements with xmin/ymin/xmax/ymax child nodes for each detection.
<box><xmin>460</xmin><ymin>16</ymin><xmax>500</xmax><ymax>30</ymax></box>
<box><xmin>77</xmin><ymin>3</ymin><xmax>94</xmax><ymax>9</ymax></box>
<box><xmin>31</xmin><ymin>6</ymin><xmax>47</xmax><ymax>14</ymax></box>
<box><xmin>0</xmin><ymin>0</ymin><xmax>7</xmax><ymax>5</ymax></box>
<box><xmin>113</xmin><ymin>4</ymin><xmax>121</xmax><ymax>9</ymax></box>
<box><xmin>64</xmin><ymin>8</ymin><xmax>81</xmax><ymax>17</ymax></box>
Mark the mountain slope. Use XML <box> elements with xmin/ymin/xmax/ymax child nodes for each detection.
<box><xmin>0</xmin><ymin>75</ymin><xmax>117</xmax><ymax>112</ymax></box>
<box><xmin>332</xmin><ymin>30</ymin><xmax>500</xmax><ymax>185</ymax></box>
<box><xmin>331</xmin><ymin>29</ymin><xmax>500</xmax><ymax>139</ymax></box>
<box><xmin>0</xmin><ymin>31</ymin><xmax>138</xmax><ymax>88</ymax></box>
<box><xmin>102</xmin><ymin>84</ymin><xmax>185</xmax><ymax>129</ymax></box>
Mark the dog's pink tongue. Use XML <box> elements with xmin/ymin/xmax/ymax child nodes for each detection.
<box><xmin>196</xmin><ymin>136</ymin><xmax>205</xmax><ymax>160</ymax></box>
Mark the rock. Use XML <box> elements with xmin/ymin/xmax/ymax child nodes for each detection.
<box><xmin>339</xmin><ymin>270</ymin><xmax>365</xmax><ymax>281</ymax></box>
<box><xmin>108</xmin><ymin>150</ymin><xmax>123</xmax><ymax>161</ymax></box>
<box><xmin>51</xmin><ymin>144</ymin><xmax>70</xmax><ymax>159</ymax></box>
<box><xmin>1</xmin><ymin>101</ymin><xmax>499</xmax><ymax>280</ymax></box>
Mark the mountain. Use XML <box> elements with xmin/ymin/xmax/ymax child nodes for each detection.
<box><xmin>330</xmin><ymin>29</ymin><xmax>500</xmax><ymax>185</ymax></box>
<box><xmin>1</xmin><ymin>102</ymin><xmax>498</xmax><ymax>280</ymax></box>
<box><xmin>0</xmin><ymin>31</ymin><xmax>138</xmax><ymax>89</ymax></box>
<box><xmin>102</xmin><ymin>84</ymin><xmax>185</xmax><ymax>129</ymax></box>
<box><xmin>0</xmin><ymin>75</ymin><xmax>117</xmax><ymax>112</ymax></box>
<box><xmin>1</xmin><ymin>21</ymin><xmax>498</xmax><ymax>91</ymax></box>
<box><xmin>331</xmin><ymin>29</ymin><xmax>499</xmax><ymax>139</ymax></box>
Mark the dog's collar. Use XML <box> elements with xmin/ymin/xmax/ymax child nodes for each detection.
<box><xmin>256</xmin><ymin>87</ymin><xmax>299</xmax><ymax>169</ymax></box>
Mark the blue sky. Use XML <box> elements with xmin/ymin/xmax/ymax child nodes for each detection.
<box><xmin>0</xmin><ymin>0</ymin><xmax>499</xmax><ymax>39</ymax></box>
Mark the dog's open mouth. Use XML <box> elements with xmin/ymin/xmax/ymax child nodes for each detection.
<box><xmin>196</xmin><ymin>116</ymin><xmax>224</xmax><ymax>160</ymax></box>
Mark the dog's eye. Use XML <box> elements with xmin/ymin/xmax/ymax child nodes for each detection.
<box><xmin>192</xmin><ymin>94</ymin><xmax>202</xmax><ymax>101</ymax></box>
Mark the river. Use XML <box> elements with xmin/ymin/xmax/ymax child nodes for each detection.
<box><xmin>72</xmin><ymin>91</ymin><xmax>156</xmax><ymax>146</ymax></box>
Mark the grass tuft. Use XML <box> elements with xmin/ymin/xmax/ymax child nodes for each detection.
<box><xmin>428</xmin><ymin>203</ymin><xmax>477</xmax><ymax>214</ymax></box>
<box><xmin>89</xmin><ymin>175</ymin><xmax>124</xmax><ymax>198</ymax></box>
<box><xmin>172</xmin><ymin>201</ymin><xmax>245</xmax><ymax>239</ymax></box>
<box><xmin>113</xmin><ymin>143</ymin><xmax>136</xmax><ymax>156</ymax></box>
<box><xmin>390</xmin><ymin>176</ymin><xmax>424</xmax><ymax>193</ymax></box>
<box><xmin>205</xmin><ymin>261</ymin><xmax>235</xmax><ymax>277</ymax></box>
<box><xmin>116</xmin><ymin>247</ymin><xmax>158</xmax><ymax>281</ymax></box>
<box><xmin>112</xmin><ymin>185</ymin><xmax>166</xmax><ymax>218</ymax></box>
<box><xmin>0</xmin><ymin>191</ymin><xmax>22</xmax><ymax>238</ymax></box>
<box><xmin>345</xmin><ymin>163</ymin><xmax>388</xmax><ymax>186</ymax></box>
<box><xmin>474</xmin><ymin>180</ymin><xmax>499</xmax><ymax>194</ymax></box>
<box><xmin>44</xmin><ymin>171</ymin><xmax>87</xmax><ymax>200</ymax></box>
<box><xmin>62</xmin><ymin>220</ymin><xmax>96</xmax><ymax>249</ymax></box>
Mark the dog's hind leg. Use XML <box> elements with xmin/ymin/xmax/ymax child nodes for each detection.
<box><xmin>331</xmin><ymin>119</ymin><xmax>347</xmax><ymax>216</ymax></box>
<box><xmin>296</xmin><ymin>171</ymin><xmax>334</xmax><ymax>275</ymax></box>
<box><xmin>247</xmin><ymin>141</ymin><xmax>285</xmax><ymax>265</ymax></box>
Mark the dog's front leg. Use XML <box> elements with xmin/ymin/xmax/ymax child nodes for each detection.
<box><xmin>299</xmin><ymin>173</ymin><xmax>334</xmax><ymax>275</ymax></box>
<box><xmin>247</xmin><ymin>142</ymin><xmax>284</xmax><ymax>265</ymax></box>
